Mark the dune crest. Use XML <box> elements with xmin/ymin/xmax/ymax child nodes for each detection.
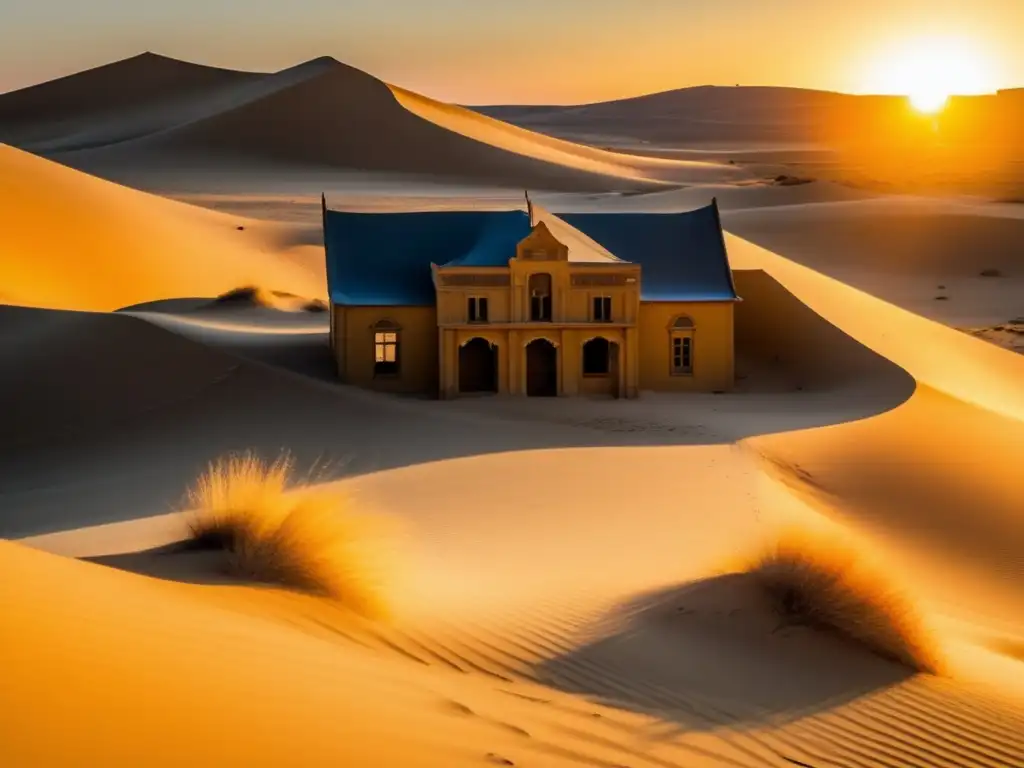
<box><xmin>0</xmin><ymin>145</ymin><xmax>324</xmax><ymax>311</ymax></box>
<box><xmin>1</xmin><ymin>53</ymin><xmax>747</xmax><ymax>190</ymax></box>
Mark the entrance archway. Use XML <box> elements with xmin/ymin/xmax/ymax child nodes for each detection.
<box><xmin>581</xmin><ymin>337</ymin><xmax>621</xmax><ymax>398</ymax></box>
<box><xmin>458</xmin><ymin>338</ymin><xmax>498</xmax><ymax>394</ymax></box>
<box><xmin>525</xmin><ymin>339</ymin><xmax>558</xmax><ymax>397</ymax></box>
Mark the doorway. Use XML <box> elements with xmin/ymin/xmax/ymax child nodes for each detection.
<box><xmin>581</xmin><ymin>337</ymin><xmax>620</xmax><ymax>398</ymax></box>
<box><xmin>526</xmin><ymin>338</ymin><xmax>558</xmax><ymax>397</ymax></box>
<box><xmin>458</xmin><ymin>338</ymin><xmax>498</xmax><ymax>394</ymax></box>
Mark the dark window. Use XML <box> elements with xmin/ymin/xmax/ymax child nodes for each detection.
<box><xmin>529</xmin><ymin>273</ymin><xmax>552</xmax><ymax>321</ymax></box>
<box><xmin>592</xmin><ymin>296</ymin><xmax>612</xmax><ymax>322</ymax></box>
<box><xmin>468</xmin><ymin>297</ymin><xmax>489</xmax><ymax>323</ymax></box>
<box><xmin>530</xmin><ymin>295</ymin><xmax>552</xmax><ymax>322</ymax></box>
<box><xmin>671</xmin><ymin>336</ymin><xmax>693</xmax><ymax>375</ymax></box>
<box><xmin>582</xmin><ymin>337</ymin><xmax>611</xmax><ymax>375</ymax></box>
<box><xmin>374</xmin><ymin>331</ymin><xmax>399</xmax><ymax>375</ymax></box>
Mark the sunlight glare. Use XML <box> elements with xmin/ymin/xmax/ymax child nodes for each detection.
<box><xmin>863</xmin><ymin>35</ymin><xmax>994</xmax><ymax>114</ymax></box>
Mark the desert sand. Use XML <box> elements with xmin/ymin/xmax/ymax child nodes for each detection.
<box><xmin>2</xmin><ymin>53</ymin><xmax>1024</xmax><ymax>767</ymax></box>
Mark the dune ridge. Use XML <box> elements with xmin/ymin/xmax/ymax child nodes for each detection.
<box><xmin>0</xmin><ymin>52</ymin><xmax>260</xmax><ymax>149</ymax></box>
<box><xmin>1</xmin><ymin>53</ymin><xmax>746</xmax><ymax>190</ymax></box>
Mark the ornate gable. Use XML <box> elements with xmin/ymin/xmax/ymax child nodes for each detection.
<box><xmin>515</xmin><ymin>221</ymin><xmax>569</xmax><ymax>262</ymax></box>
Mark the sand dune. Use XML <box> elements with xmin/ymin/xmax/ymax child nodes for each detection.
<box><xmin>7</xmin><ymin>297</ymin><xmax>1024</xmax><ymax>766</ymax></box>
<box><xmin>477</xmin><ymin>84</ymin><xmax>1024</xmax><ymax>153</ymax></box>
<box><xmin>0</xmin><ymin>145</ymin><xmax>324</xmax><ymax>310</ymax></box>
<box><xmin>1</xmin><ymin>53</ymin><xmax>746</xmax><ymax>191</ymax></box>
<box><xmin>725</xmin><ymin>198</ymin><xmax>1024</xmax><ymax>333</ymax></box>
<box><xmin>7</xmin><ymin>260</ymin><xmax>1024</xmax><ymax>766</ymax></box>
<box><xmin>0</xmin><ymin>52</ymin><xmax>260</xmax><ymax>150</ymax></box>
<box><xmin>3</xmin><ymin>80</ymin><xmax>1024</xmax><ymax>764</ymax></box>
<box><xmin>724</xmin><ymin>235</ymin><xmax>1024</xmax><ymax>661</ymax></box>
<box><xmin>476</xmin><ymin>85</ymin><xmax>856</xmax><ymax>146</ymax></box>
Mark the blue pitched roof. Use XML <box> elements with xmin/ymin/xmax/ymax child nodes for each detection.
<box><xmin>559</xmin><ymin>201</ymin><xmax>738</xmax><ymax>302</ymax></box>
<box><xmin>325</xmin><ymin>208</ymin><xmax>531</xmax><ymax>305</ymax></box>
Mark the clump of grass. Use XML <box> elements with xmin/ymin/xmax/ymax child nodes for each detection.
<box><xmin>184</xmin><ymin>453</ymin><xmax>388</xmax><ymax>616</ymax></box>
<box><xmin>302</xmin><ymin>298</ymin><xmax>329</xmax><ymax>313</ymax></box>
<box><xmin>745</xmin><ymin>527</ymin><xmax>943</xmax><ymax>674</ymax></box>
<box><xmin>213</xmin><ymin>285</ymin><xmax>278</xmax><ymax>308</ymax></box>
<box><xmin>772</xmin><ymin>174</ymin><xmax>815</xmax><ymax>187</ymax></box>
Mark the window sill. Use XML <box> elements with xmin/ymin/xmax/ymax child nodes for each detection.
<box><xmin>670</xmin><ymin>372</ymin><xmax>694</xmax><ymax>377</ymax></box>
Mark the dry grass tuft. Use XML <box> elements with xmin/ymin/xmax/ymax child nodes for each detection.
<box><xmin>302</xmin><ymin>298</ymin><xmax>329</xmax><ymax>313</ymax></box>
<box><xmin>213</xmin><ymin>285</ymin><xmax>278</xmax><ymax>308</ymax></box>
<box><xmin>185</xmin><ymin>453</ymin><xmax>388</xmax><ymax>616</ymax></box>
<box><xmin>744</xmin><ymin>527</ymin><xmax>943</xmax><ymax>674</ymax></box>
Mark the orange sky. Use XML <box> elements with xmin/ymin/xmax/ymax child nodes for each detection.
<box><xmin>2</xmin><ymin>0</ymin><xmax>1022</xmax><ymax>104</ymax></box>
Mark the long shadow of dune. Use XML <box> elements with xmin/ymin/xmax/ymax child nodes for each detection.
<box><xmin>532</xmin><ymin>574</ymin><xmax>916</xmax><ymax>733</ymax></box>
<box><xmin>0</xmin><ymin>274</ymin><xmax>916</xmax><ymax>537</ymax></box>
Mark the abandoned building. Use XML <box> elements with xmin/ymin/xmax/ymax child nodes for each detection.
<box><xmin>323</xmin><ymin>196</ymin><xmax>739</xmax><ymax>398</ymax></box>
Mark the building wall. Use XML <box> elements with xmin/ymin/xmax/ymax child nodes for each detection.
<box><xmin>637</xmin><ymin>301</ymin><xmax>735</xmax><ymax>392</ymax></box>
<box><xmin>436</xmin><ymin>326</ymin><xmax>634</xmax><ymax>398</ymax></box>
<box><xmin>436</xmin><ymin>279</ymin><xmax>513</xmax><ymax>325</ymax></box>
<box><xmin>330</xmin><ymin>301</ymin><xmax>735</xmax><ymax>397</ymax></box>
<box><xmin>334</xmin><ymin>305</ymin><xmax>439</xmax><ymax>395</ymax></box>
<box><xmin>434</xmin><ymin>266</ymin><xmax>640</xmax><ymax>326</ymax></box>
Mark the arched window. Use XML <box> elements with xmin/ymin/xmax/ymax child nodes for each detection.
<box><xmin>582</xmin><ymin>337</ymin><xmax>611</xmax><ymax>375</ymax></box>
<box><xmin>529</xmin><ymin>273</ymin><xmax>552</xmax><ymax>321</ymax></box>
<box><xmin>373</xmin><ymin>319</ymin><xmax>401</xmax><ymax>376</ymax></box>
<box><xmin>669</xmin><ymin>315</ymin><xmax>694</xmax><ymax>375</ymax></box>
<box><xmin>672</xmin><ymin>316</ymin><xmax>695</xmax><ymax>330</ymax></box>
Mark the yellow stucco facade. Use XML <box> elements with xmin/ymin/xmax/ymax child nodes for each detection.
<box><xmin>330</xmin><ymin>220</ymin><xmax>737</xmax><ymax>398</ymax></box>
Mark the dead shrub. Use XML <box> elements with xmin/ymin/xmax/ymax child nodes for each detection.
<box><xmin>743</xmin><ymin>528</ymin><xmax>943</xmax><ymax>673</ymax></box>
<box><xmin>185</xmin><ymin>453</ymin><xmax>388</xmax><ymax>616</ymax></box>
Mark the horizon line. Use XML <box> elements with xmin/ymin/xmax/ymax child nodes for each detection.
<box><xmin>2</xmin><ymin>49</ymin><xmax>1020</xmax><ymax>107</ymax></box>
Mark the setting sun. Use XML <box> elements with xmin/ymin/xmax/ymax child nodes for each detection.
<box><xmin>910</xmin><ymin>88</ymin><xmax>949</xmax><ymax>114</ymax></box>
<box><xmin>863</xmin><ymin>35</ymin><xmax>995</xmax><ymax>113</ymax></box>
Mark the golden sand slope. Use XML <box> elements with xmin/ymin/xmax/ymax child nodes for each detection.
<box><xmin>390</xmin><ymin>85</ymin><xmax>738</xmax><ymax>185</ymax></box>
<box><xmin>8</xmin><ymin>298</ymin><xmax>1024</xmax><ymax>766</ymax></box>
<box><xmin>728</xmin><ymin>233</ymin><xmax>1024</xmax><ymax>646</ymax></box>
<box><xmin>8</xmin><ymin>540</ymin><xmax>769</xmax><ymax>768</ymax></box>
<box><xmin>0</xmin><ymin>145</ymin><xmax>323</xmax><ymax>310</ymax></box>
<box><xmin>3</xmin><ymin>150</ymin><xmax>1024</xmax><ymax>764</ymax></box>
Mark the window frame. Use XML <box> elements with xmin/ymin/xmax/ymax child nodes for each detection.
<box><xmin>669</xmin><ymin>315</ymin><xmax>695</xmax><ymax>377</ymax></box>
<box><xmin>467</xmin><ymin>296</ymin><xmax>489</xmax><ymax>323</ymax></box>
<box><xmin>592</xmin><ymin>295</ymin><xmax>612</xmax><ymax>323</ymax></box>
<box><xmin>372</xmin><ymin>321</ymin><xmax>401</xmax><ymax>377</ymax></box>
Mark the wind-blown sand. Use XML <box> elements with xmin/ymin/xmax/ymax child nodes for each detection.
<box><xmin>3</xmin><ymin>58</ymin><xmax>1024</xmax><ymax>766</ymax></box>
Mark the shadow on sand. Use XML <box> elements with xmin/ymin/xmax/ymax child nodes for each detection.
<box><xmin>0</xmin><ymin>270</ymin><xmax>916</xmax><ymax>538</ymax></box>
<box><xmin>531</xmin><ymin>574</ymin><xmax>917</xmax><ymax>734</ymax></box>
<box><xmin>85</xmin><ymin>543</ymin><xmax>255</xmax><ymax>588</ymax></box>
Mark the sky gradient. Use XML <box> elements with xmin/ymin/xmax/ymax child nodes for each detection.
<box><xmin>2</xmin><ymin>0</ymin><xmax>1023</xmax><ymax>104</ymax></box>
